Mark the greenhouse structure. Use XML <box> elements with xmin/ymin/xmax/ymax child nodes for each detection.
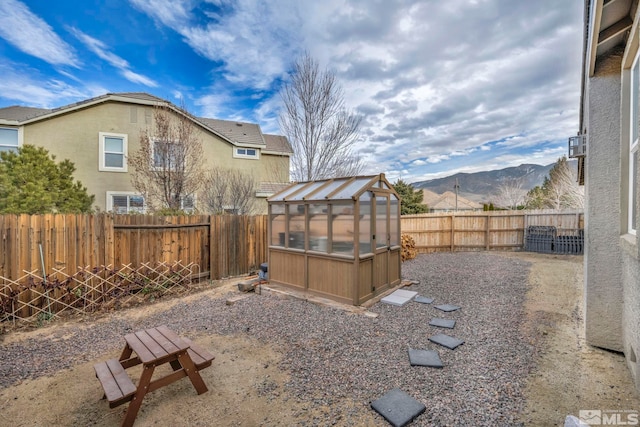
<box><xmin>267</xmin><ymin>174</ymin><xmax>401</xmax><ymax>305</ymax></box>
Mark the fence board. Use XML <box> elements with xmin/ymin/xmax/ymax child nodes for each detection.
<box><xmin>401</xmin><ymin>210</ymin><xmax>584</xmax><ymax>253</ymax></box>
<box><xmin>0</xmin><ymin>213</ymin><xmax>267</xmax><ymax>285</ymax></box>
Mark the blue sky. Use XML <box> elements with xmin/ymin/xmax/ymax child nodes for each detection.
<box><xmin>0</xmin><ymin>0</ymin><xmax>583</xmax><ymax>183</ymax></box>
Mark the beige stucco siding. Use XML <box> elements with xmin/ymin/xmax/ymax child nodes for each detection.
<box><xmin>20</xmin><ymin>101</ymin><xmax>289</xmax><ymax>213</ymax></box>
<box><xmin>584</xmin><ymin>50</ymin><xmax>624</xmax><ymax>352</ymax></box>
<box><xmin>22</xmin><ymin>102</ymin><xmax>147</xmax><ymax>211</ymax></box>
<box><xmin>258</xmin><ymin>154</ymin><xmax>290</xmax><ymax>183</ymax></box>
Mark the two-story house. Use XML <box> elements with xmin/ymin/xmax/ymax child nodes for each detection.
<box><xmin>0</xmin><ymin>92</ymin><xmax>292</xmax><ymax>214</ymax></box>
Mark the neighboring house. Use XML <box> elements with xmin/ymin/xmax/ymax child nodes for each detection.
<box><xmin>421</xmin><ymin>189</ymin><xmax>483</xmax><ymax>212</ymax></box>
<box><xmin>0</xmin><ymin>93</ymin><xmax>292</xmax><ymax>214</ymax></box>
<box><xmin>578</xmin><ymin>0</ymin><xmax>640</xmax><ymax>391</ymax></box>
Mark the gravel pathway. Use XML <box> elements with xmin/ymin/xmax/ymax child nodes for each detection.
<box><xmin>0</xmin><ymin>252</ymin><xmax>535</xmax><ymax>426</ymax></box>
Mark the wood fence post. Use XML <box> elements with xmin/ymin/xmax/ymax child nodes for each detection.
<box><xmin>485</xmin><ymin>213</ymin><xmax>491</xmax><ymax>250</ymax></box>
<box><xmin>523</xmin><ymin>212</ymin><xmax>529</xmax><ymax>249</ymax></box>
<box><xmin>450</xmin><ymin>214</ymin><xmax>455</xmax><ymax>252</ymax></box>
<box><xmin>209</xmin><ymin>215</ymin><xmax>216</xmax><ymax>280</ymax></box>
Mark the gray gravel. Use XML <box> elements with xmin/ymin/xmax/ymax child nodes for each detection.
<box><xmin>0</xmin><ymin>252</ymin><xmax>535</xmax><ymax>426</ymax></box>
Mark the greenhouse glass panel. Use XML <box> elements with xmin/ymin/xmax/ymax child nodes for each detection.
<box><xmin>270</xmin><ymin>183</ymin><xmax>307</xmax><ymax>201</ymax></box>
<box><xmin>359</xmin><ymin>192</ymin><xmax>372</xmax><ymax>255</ymax></box>
<box><xmin>270</xmin><ymin>204</ymin><xmax>286</xmax><ymax>246</ymax></box>
<box><xmin>390</xmin><ymin>194</ymin><xmax>399</xmax><ymax>246</ymax></box>
<box><xmin>376</xmin><ymin>196</ymin><xmax>388</xmax><ymax>248</ymax></box>
<box><xmin>288</xmin><ymin>204</ymin><xmax>306</xmax><ymax>249</ymax></box>
<box><xmin>309</xmin><ymin>203</ymin><xmax>328</xmax><ymax>252</ymax></box>
<box><xmin>287</xmin><ymin>181</ymin><xmax>327</xmax><ymax>201</ymax></box>
<box><xmin>332</xmin><ymin>203</ymin><xmax>354</xmax><ymax>254</ymax></box>
<box><xmin>309</xmin><ymin>179</ymin><xmax>350</xmax><ymax>200</ymax></box>
<box><xmin>332</xmin><ymin>177</ymin><xmax>373</xmax><ymax>199</ymax></box>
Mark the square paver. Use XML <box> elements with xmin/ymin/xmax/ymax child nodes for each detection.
<box><xmin>414</xmin><ymin>296</ymin><xmax>434</xmax><ymax>304</ymax></box>
<box><xmin>371</xmin><ymin>388</ymin><xmax>426</xmax><ymax>427</ymax></box>
<box><xmin>429</xmin><ymin>333</ymin><xmax>465</xmax><ymax>350</ymax></box>
<box><xmin>434</xmin><ymin>304</ymin><xmax>460</xmax><ymax>312</ymax></box>
<box><xmin>393</xmin><ymin>289</ymin><xmax>418</xmax><ymax>299</ymax></box>
<box><xmin>429</xmin><ymin>318</ymin><xmax>456</xmax><ymax>329</ymax></box>
<box><xmin>381</xmin><ymin>294</ymin><xmax>411</xmax><ymax>306</ymax></box>
<box><xmin>381</xmin><ymin>289</ymin><xmax>418</xmax><ymax>306</ymax></box>
<box><xmin>408</xmin><ymin>349</ymin><xmax>443</xmax><ymax>368</ymax></box>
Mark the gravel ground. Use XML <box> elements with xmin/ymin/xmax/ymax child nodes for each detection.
<box><xmin>0</xmin><ymin>252</ymin><xmax>536</xmax><ymax>426</ymax></box>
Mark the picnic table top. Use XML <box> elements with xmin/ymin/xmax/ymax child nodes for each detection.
<box><xmin>124</xmin><ymin>325</ymin><xmax>189</xmax><ymax>364</ymax></box>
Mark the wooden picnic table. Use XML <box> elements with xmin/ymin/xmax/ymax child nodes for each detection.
<box><xmin>94</xmin><ymin>325</ymin><xmax>214</xmax><ymax>427</ymax></box>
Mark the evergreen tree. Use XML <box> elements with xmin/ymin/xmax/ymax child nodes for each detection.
<box><xmin>0</xmin><ymin>145</ymin><xmax>94</xmax><ymax>214</ymax></box>
<box><xmin>392</xmin><ymin>180</ymin><xmax>428</xmax><ymax>215</ymax></box>
<box><xmin>524</xmin><ymin>184</ymin><xmax>546</xmax><ymax>209</ymax></box>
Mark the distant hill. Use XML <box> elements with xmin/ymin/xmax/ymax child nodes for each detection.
<box><xmin>411</xmin><ymin>163</ymin><xmax>554</xmax><ymax>203</ymax></box>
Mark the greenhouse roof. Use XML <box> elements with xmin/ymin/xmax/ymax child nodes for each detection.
<box><xmin>268</xmin><ymin>174</ymin><xmax>396</xmax><ymax>202</ymax></box>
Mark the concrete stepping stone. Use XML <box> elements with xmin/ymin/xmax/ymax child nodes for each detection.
<box><xmin>428</xmin><ymin>333</ymin><xmax>465</xmax><ymax>350</ymax></box>
<box><xmin>393</xmin><ymin>289</ymin><xmax>419</xmax><ymax>299</ymax></box>
<box><xmin>429</xmin><ymin>318</ymin><xmax>456</xmax><ymax>329</ymax></box>
<box><xmin>434</xmin><ymin>304</ymin><xmax>460</xmax><ymax>312</ymax></box>
<box><xmin>371</xmin><ymin>388</ymin><xmax>426</xmax><ymax>427</ymax></box>
<box><xmin>408</xmin><ymin>349</ymin><xmax>443</xmax><ymax>368</ymax></box>
<box><xmin>381</xmin><ymin>289</ymin><xmax>418</xmax><ymax>306</ymax></box>
<box><xmin>414</xmin><ymin>296</ymin><xmax>434</xmax><ymax>304</ymax></box>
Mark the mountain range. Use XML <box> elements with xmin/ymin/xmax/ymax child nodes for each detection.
<box><xmin>410</xmin><ymin>163</ymin><xmax>555</xmax><ymax>203</ymax></box>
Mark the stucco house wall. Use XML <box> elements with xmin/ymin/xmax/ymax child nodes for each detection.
<box><xmin>622</xmin><ymin>249</ymin><xmax>640</xmax><ymax>388</ymax></box>
<box><xmin>23</xmin><ymin>103</ymin><xmax>146</xmax><ymax>208</ymax></box>
<box><xmin>0</xmin><ymin>93</ymin><xmax>292</xmax><ymax>214</ymax></box>
<box><xmin>584</xmin><ymin>50</ymin><xmax>625</xmax><ymax>351</ymax></box>
<box><xmin>582</xmin><ymin>0</ymin><xmax>640</xmax><ymax>391</ymax></box>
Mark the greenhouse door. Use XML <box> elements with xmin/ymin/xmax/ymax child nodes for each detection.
<box><xmin>373</xmin><ymin>194</ymin><xmax>390</xmax><ymax>292</ymax></box>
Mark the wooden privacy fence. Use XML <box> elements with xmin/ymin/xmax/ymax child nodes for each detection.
<box><xmin>0</xmin><ymin>214</ymin><xmax>268</xmax><ymax>282</ymax></box>
<box><xmin>0</xmin><ymin>214</ymin><xmax>268</xmax><ymax>323</ymax></box>
<box><xmin>401</xmin><ymin>210</ymin><xmax>584</xmax><ymax>253</ymax></box>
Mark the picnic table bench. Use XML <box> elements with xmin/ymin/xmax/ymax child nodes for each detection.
<box><xmin>94</xmin><ymin>325</ymin><xmax>214</xmax><ymax>427</ymax></box>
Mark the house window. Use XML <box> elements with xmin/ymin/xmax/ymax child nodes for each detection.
<box><xmin>630</xmin><ymin>54</ymin><xmax>639</xmax><ymax>234</ymax></box>
<box><xmin>234</xmin><ymin>147</ymin><xmax>259</xmax><ymax>159</ymax></box>
<box><xmin>107</xmin><ymin>192</ymin><xmax>145</xmax><ymax>214</ymax></box>
<box><xmin>0</xmin><ymin>127</ymin><xmax>19</xmax><ymax>153</ymax></box>
<box><xmin>152</xmin><ymin>140</ymin><xmax>181</xmax><ymax>170</ymax></box>
<box><xmin>99</xmin><ymin>132</ymin><xmax>127</xmax><ymax>172</ymax></box>
<box><xmin>180</xmin><ymin>194</ymin><xmax>196</xmax><ymax>213</ymax></box>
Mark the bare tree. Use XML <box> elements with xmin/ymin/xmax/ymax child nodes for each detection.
<box><xmin>279</xmin><ymin>52</ymin><xmax>363</xmax><ymax>181</ymax></box>
<box><xmin>494</xmin><ymin>178</ymin><xmax>527</xmax><ymax>210</ymax></box>
<box><xmin>524</xmin><ymin>157</ymin><xmax>584</xmax><ymax>209</ymax></box>
<box><xmin>545</xmin><ymin>157</ymin><xmax>584</xmax><ymax>209</ymax></box>
<box><xmin>201</xmin><ymin>167</ymin><xmax>257</xmax><ymax>214</ymax></box>
<box><xmin>129</xmin><ymin>104</ymin><xmax>205</xmax><ymax>212</ymax></box>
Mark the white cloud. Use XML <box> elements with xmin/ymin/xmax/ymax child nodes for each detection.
<box><xmin>194</xmin><ymin>92</ymin><xmax>231</xmax><ymax>118</ymax></box>
<box><xmin>130</xmin><ymin>0</ymin><xmax>300</xmax><ymax>89</ymax></box>
<box><xmin>0</xmin><ymin>0</ymin><xmax>583</xmax><ymax>185</ymax></box>
<box><xmin>129</xmin><ymin>0</ymin><xmax>193</xmax><ymax>29</ymax></box>
<box><xmin>121</xmin><ymin>70</ymin><xmax>157</xmax><ymax>87</ymax></box>
<box><xmin>0</xmin><ymin>0</ymin><xmax>78</xmax><ymax>67</ymax></box>
<box><xmin>70</xmin><ymin>28</ymin><xmax>157</xmax><ymax>87</ymax></box>
<box><xmin>0</xmin><ymin>62</ymin><xmax>105</xmax><ymax>108</ymax></box>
